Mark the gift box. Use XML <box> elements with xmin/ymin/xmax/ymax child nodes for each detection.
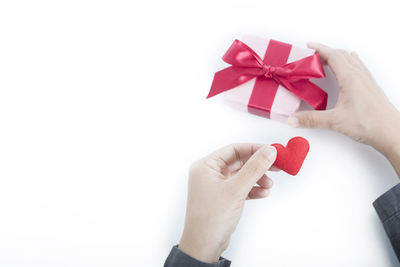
<box><xmin>207</xmin><ymin>36</ymin><xmax>328</xmax><ymax>122</ymax></box>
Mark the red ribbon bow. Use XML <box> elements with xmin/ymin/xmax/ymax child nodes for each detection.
<box><xmin>207</xmin><ymin>39</ymin><xmax>328</xmax><ymax>114</ymax></box>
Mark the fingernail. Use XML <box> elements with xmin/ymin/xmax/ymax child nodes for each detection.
<box><xmin>287</xmin><ymin>116</ymin><xmax>299</xmax><ymax>127</ymax></box>
<box><xmin>307</xmin><ymin>42</ymin><xmax>319</xmax><ymax>48</ymax></box>
<box><xmin>261</xmin><ymin>189</ymin><xmax>270</xmax><ymax>197</ymax></box>
<box><xmin>262</xmin><ymin>146</ymin><xmax>277</xmax><ymax>162</ymax></box>
<box><xmin>267</xmin><ymin>179</ymin><xmax>273</xmax><ymax>187</ymax></box>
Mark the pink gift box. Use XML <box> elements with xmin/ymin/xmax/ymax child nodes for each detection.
<box><xmin>208</xmin><ymin>35</ymin><xmax>327</xmax><ymax>123</ymax></box>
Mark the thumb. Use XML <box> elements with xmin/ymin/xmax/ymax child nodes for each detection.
<box><xmin>234</xmin><ymin>145</ymin><xmax>277</xmax><ymax>189</ymax></box>
<box><xmin>288</xmin><ymin>110</ymin><xmax>334</xmax><ymax>129</ymax></box>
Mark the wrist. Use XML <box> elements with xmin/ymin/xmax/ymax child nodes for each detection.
<box><xmin>178</xmin><ymin>230</ymin><xmax>225</xmax><ymax>263</ymax></box>
<box><xmin>368</xmin><ymin>109</ymin><xmax>400</xmax><ymax>158</ymax></box>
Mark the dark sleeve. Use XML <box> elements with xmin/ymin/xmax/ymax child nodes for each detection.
<box><xmin>164</xmin><ymin>246</ymin><xmax>231</xmax><ymax>267</ymax></box>
<box><xmin>373</xmin><ymin>183</ymin><xmax>400</xmax><ymax>261</ymax></box>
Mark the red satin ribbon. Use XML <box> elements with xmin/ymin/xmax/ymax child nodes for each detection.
<box><xmin>207</xmin><ymin>39</ymin><xmax>328</xmax><ymax>117</ymax></box>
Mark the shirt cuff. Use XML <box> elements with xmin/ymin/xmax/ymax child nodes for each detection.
<box><xmin>164</xmin><ymin>245</ymin><xmax>231</xmax><ymax>267</ymax></box>
<box><xmin>373</xmin><ymin>183</ymin><xmax>400</xmax><ymax>261</ymax></box>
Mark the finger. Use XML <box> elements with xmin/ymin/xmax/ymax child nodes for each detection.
<box><xmin>350</xmin><ymin>51</ymin><xmax>364</xmax><ymax>66</ymax></box>
<box><xmin>288</xmin><ymin>110</ymin><xmax>335</xmax><ymax>129</ymax></box>
<box><xmin>307</xmin><ymin>42</ymin><xmax>338</xmax><ymax>64</ymax></box>
<box><xmin>339</xmin><ymin>49</ymin><xmax>356</xmax><ymax>66</ymax></box>
<box><xmin>208</xmin><ymin>143</ymin><xmax>263</xmax><ymax>169</ymax></box>
<box><xmin>350</xmin><ymin>51</ymin><xmax>370</xmax><ymax>73</ymax></box>
<box><xmin>269</xmin><ymin>166</ymin><xmax>281</xmax><ymax>172</ymax></box>
<box><xmin>307</xmin><ymin>42</ymin><xmax>350</xmax><ymax>78</ymax></box>
<box><xmin>256</xmin><ymin>174</ymin><xmax>273</xmax><ymax>189</ymax></box>
<box><xmin>229</xmin><ymin>158</ymin><xmax>280</xmax><ymax>175</ymax></box>
<box><xmin>246</xmin><ymin>187</ymin><xmax>270</xmax><ymax>200</ymax></box>
<box><xmin>234</xmin><ymin>145</ymin><xmax>277</xmax><ymax>189</ymax></box>
<box><xmin>338</xmin><ymin>49</ymin><xmax>369</xmax><ymax>73</ymax></box>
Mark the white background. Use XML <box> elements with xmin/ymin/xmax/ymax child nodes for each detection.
<box><xmin>1</xmin><ymin>0</ymin><xmax>400</xmax><ymax>266</ymax></box>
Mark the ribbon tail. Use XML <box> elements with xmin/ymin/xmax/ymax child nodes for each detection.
<box><xmin>279</xmin><ymin>78</ymin><xmax>328</xmax><ymax>110</ymax></box>
<box><xmin>207</xmin><ymin>66</ymin><xmax>258</xmax><ymax>98</ymax></box>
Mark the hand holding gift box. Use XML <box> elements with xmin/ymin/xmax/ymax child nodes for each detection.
<box><xmin>207</xmin><ymin>36</ymin><xmax>328</xmax><ymax>122</ymax></box>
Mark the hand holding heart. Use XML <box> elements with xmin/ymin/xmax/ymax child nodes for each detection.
<box><xmin>178</xmin><ymin>139</ymin><xmax>309</xmax><ymax>263</ymax></box>
<box><xmin>179</xmin><ymin>143</ymin><xmax>277</xmax><ymax>263</ymax></box>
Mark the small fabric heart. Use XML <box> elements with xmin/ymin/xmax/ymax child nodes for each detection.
<box><xmin>271</xmin><ymin>137</ymin><xmax>310</xmax><ymax>176</ymax></box>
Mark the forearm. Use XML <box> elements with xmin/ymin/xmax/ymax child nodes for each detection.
<box><xmin>370</xmin><ymin>109</ymin><xmax>400</xmax><ymax>178</ymax></box>
<box><xmin>382</xmin><ymin>146</ymin><xmax>400</xmax><ymax>179</ymax></box>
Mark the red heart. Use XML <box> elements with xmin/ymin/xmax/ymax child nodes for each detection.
<box><xmin>271</xmin><ymin>137</ymin><xmax>310</xmax><ymax>176</ymax></box>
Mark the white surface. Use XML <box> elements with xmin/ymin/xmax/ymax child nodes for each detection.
<box><xmin>0</xmin><ymin>1</ymin><xmax>400</xmax><ymax>266</ymax></box>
